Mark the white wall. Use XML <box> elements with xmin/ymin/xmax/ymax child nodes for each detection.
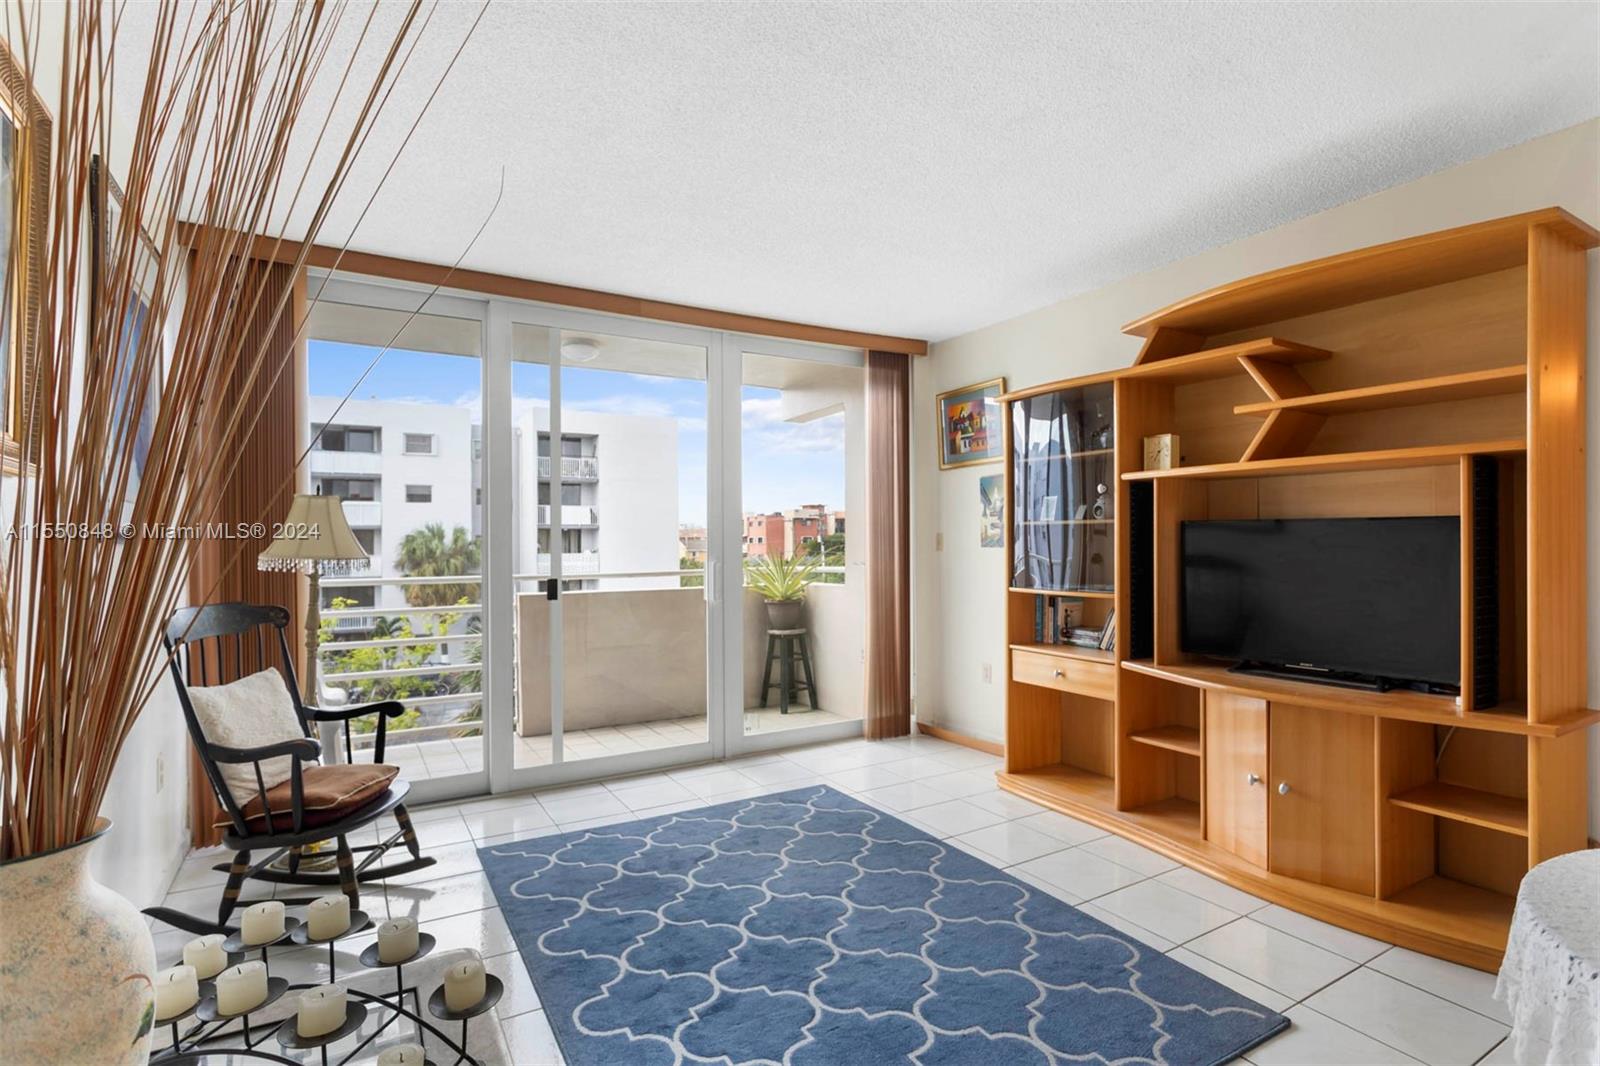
<box><xmin>911</xmin><ymin>120</ymin><xmax>1600</xmax><ymax>837</ymax></box>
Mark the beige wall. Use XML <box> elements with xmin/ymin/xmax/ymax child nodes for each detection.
<box><xmin>911</xmin><ymin>120</ymin><xmax>1600</xmax><ymax>835</ymax></box>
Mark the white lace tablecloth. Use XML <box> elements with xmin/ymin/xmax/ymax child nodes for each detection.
<box><xmin>1495</xmin><ymin>850</ymin><xmax>1600</xmax><ymax>1065</ymax></box>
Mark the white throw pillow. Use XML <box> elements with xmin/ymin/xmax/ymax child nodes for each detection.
<box><xmin>187</xmin><ymin>667</ymin><xmax>308</xmax><ymax>808</ymax></box>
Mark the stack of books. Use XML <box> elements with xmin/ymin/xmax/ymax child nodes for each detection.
<box><xmin>1033</xmin><ymin>599</ymin><xmax>1116</xmax><ymax>652</ymax></box>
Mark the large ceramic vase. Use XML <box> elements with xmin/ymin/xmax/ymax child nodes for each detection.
<box><xmin>0</xmin><ymin>817</ymin><xmax>155</xmax><ymax>1065</ymax></box>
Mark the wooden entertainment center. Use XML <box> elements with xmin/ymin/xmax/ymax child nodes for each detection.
<box><xmin>998</xmin><ymin>208</ymin><xmax>1597</xmax><ymax>971</ymax></box>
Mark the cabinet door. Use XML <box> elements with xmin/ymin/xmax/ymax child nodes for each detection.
<box><xmin>1268</xmin><ymin>703</ymin><xmax>1375</xmax><ymax>895</ymax></box>
<box><xmin>1205</xmin><ymin>692</ymin><xmax>1268</xmax><ymax>867</ymax></box>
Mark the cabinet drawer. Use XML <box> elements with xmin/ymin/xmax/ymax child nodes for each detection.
<box><xmin>1012</xmin><ymin>649</ymin><xmax>1116</xmax><ymax>700</ymax></box>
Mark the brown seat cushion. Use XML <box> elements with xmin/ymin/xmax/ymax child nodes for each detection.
<box><xmin>216</xmin><ymin>763</ymin><xmax>399</xmax><ymax>832</ymax></box>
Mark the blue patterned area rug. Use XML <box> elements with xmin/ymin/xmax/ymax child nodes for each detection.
<box><xmin>480</xmin><ymin>785</ymin><xmax>1288</xmax><ymax>1065</ymax></box>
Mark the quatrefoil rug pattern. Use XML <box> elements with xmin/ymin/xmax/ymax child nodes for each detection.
<box><xmin>480</xmin><ymin>785</ymin><xmax>1288</xmax><ymax>1065</ymax></box>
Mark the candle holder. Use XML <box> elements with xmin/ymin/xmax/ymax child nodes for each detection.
<box><xmin>358</xmin><ymin>931</ymin><xmax>437</xmax><ymax>1012</ymax></box>
<box><xmin>223</xmin><ymin>918</ymin><xmax>302</xmax><ymax>979</ymax></box>
<box><xmin>195</xmin><ymin>976</ymin><xmax>291</xmax><ymax>1050</ymax></box>
<box><xmin>274</xmin><ymin>1000</ymin><xmax>369</xmax><ymax>1066</ymax></box>
<box><xmin>290</xmin><ymin>909</ymin><xmax>373</xmax><ymax>983</ymax></box>
<box><xmin>426</xmin><ymin>974</ymin><xmax>502</xmax><ymax>1066</ymax></box>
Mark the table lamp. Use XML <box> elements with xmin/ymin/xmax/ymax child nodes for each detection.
<box><xmin>258</xmin><ymin>493</ymin><xmax>369</xmax><ymax>705</ymax></box>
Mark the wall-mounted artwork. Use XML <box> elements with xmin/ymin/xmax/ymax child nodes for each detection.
<box><xmin>979</xmin><ymin>473</ymin><xmax>1004</xmax><ymax>547</ymax></box>
<box><xmin>937</xmin><ymin>377</ymin><xmax>1004</xmax><ymax>469</ymax></box>
<box><xmin>0</xmin><ymin>40</ymin><xmax>51</xmax><ymax>473</ymax></box>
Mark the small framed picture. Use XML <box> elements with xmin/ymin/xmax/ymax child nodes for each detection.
<box><xmin>937</xmin><ymin>377</ymin><xmax>1005</xmax><ymax>469</ymax></box>
<box><xmin>978</xmin><ymin>474</ymin><xmax>1004</xmax><ymax>548</ymax></box>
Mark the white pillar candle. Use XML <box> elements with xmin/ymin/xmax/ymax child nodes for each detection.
<box><xmin>182</xmin><ymin>933</ymin><xmax>229</xmax><ymax>980</ymax></box>
<box><xmin>154</xmin><ymin>965</ymin><xmax>199</xmax><ymax>1021</ymax></box>
<box><xmin>306</xmin><ymin>894</ymin><xmax>351</xmax><ymax>940</ymax></box>
<box><xmin>443</xmin><ymin>953</ymin><xmax>486</xmax><ymax>1012</ymax></box>
<box><xmin>214</xmin><ymin>961</ymin><xmax>269</xmax><ymax>1015</ymax></box>
<box><xmin>376</xmin><ymin>916</ymin><xmax>419</xmax><ymax>964</ymax></box>
<box><xmin>377</xmin><ymin>1044</ymin><xmax>426</xmax><ymax>1066</ymax></box>
<box><xmin>295</xmin><ymin>985</ymin><xmax>348</xmax><ymax>1039</ymax></box>
<box><xmin>240</xmin><ymin>900</ymin><xmax>286</xmax><ymax>945</ymax></box>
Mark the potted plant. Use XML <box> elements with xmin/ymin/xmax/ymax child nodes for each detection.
<box><xmin>746</xmin><ymin>554</ymin><xmax>819</xmax><ymax>630</ymax></box>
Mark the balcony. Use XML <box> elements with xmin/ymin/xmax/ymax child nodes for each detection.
<box><xmin>322</xmin><ymin>569</ymin><xmax>860</xmax><ymax>781</ymax></box>
<box><xmin>309</xmin><ymin>448</ymin><xmax>383</xmax><ymax>476</ymax></box>
<box><xmin>533</xmin><ymin>551</ymin><xmax>601</xmax><ymax>575</ymax></box>
<box><xmin>535</xmin><ymin>504</ymin><xmax>598</xmax><ymax>527</ymax></box>
<box><xmin>538</xmin><ymin>456</ymin><xmax>599</xmax><ymax>480</ymax></box>
<box><xmin>338</xmin><ymin>499</ymin><xmax>382</xmax><ymax>528</ymax></box>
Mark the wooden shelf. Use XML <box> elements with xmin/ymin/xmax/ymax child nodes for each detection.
<box><xmin>1009</xmin><ymin>586</ymin><xmax>1115</xmax><ymax>599</ymax></box>
<box><xmin>1389</xmin><ymin>782</ymin><xmax>1529</xmax><ymax>837</ymax></box>
<box><xmin>1121</xmin><ymin>439</ymin><xmax>1525</xmax><ymax>482</ymax></box>
<box><xmin>1122</xmin><ymin>207</ymin><xmax>1599</xmax><ymax>338</ymax></box>
<box><xmin>1117</xmin><ymin>337</ymin><xmax>1331</xmax><ymax>384</ymax></box>
<box><xmin>1118</xmin><ymin>659</ymin><xmax>1597</xmax><ymax>737</ymax></box>
<box><xmin>1019</xmin><ymin>519</ymin><xmax>1114</xmax><ymax>526</ymax></box>
<box><xmin>1022</xmin><ymin>448</ymin><xmax>1114</xmax><ymax>461</ymax></box>
<box><xmin>1235</xmin><ymin>366</ymin><xmax>1526</xmax><ymax>418</ymax></box>
<box><xmin>1011</xmin><ymin>643</ymin><xmax>1116</xmax><ymax>665</ymax></box>
<box><xmin>1002</xmin><ymin>764</ymin><xmax>1115</xmax><ymax>808</ymax></box>
<box><xmin>1127</xmin><ymin>724</ymin><xmax>1201</xmax><ymax>757</ymax></box>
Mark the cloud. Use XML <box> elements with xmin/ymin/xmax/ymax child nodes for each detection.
<box><xmin>742</xmin><ymin>396</ymin><xmax>844</xmax><ymax>454</ymax></box>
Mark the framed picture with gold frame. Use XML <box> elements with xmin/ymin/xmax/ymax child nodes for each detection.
<box><xmin>0</xmin><ymin>40</ymin><xmax>52</xmax><ymax>474</ymax></box>
<box><xmin>936</xmin><ymin>377</ymin><xmax>1005</xmax><ymax>470</ymax></box>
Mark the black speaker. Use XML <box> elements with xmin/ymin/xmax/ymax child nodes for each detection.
<box><xmin>1128</xmin><ymin>482</ymin><xmax>1154</xmax><ymax>660</ymax></box>
<box><xmin>1470</xmin><ymin>456</ymin><xmax>1500</xmax><ymax>709</ymax></box>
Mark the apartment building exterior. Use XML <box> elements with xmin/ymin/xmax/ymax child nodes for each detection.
<box><xmin>741</xmin><ymin>505</ymin><xmax>845</xmax><ymax>560</ymax></box>
<box><xmin>308</xmin><ymin>396</ymin><xmax>681</xmax><ymax>623</ymax></box>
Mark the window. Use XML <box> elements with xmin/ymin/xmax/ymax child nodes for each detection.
<box><xmin>317</xmin><ymin>425</ymin><xmax>379</xmax><ymax>453</ymax></box>
<box><xmin>474</xmin><ymin>488</ymin><xmax>482</xmax><ymax>505</ymax></box>
<box><xmin>561</xmin><ymin>483</ymin><xmax>581</xmax><ymax>506</ymax></box>
<box><xmin>406</xmin><ymin>484</ymin><xmax>432</xmax><ymax>503</ymax></box>
<box><xmin>537</xmin><ymin>433</ymin><xmax>550</xmax><ymax>457</ymax></box>
<box><xmin>319</xmin><ymin>477</ymin><xmax>376</xmax><ymax>501</ymax></box>
<box><xmin>403</xmin><ymin>432</ymin><xmax>435</xmax><ymax>455</ymax></box>
<box><xmin>561</xmin><ymin>435</ymin><xmax>582</xmax><ymax>457</ymax></box>
<box><xmin>537</xmin><ymin>481</ymin><xmax>550</xmax><ymax>505</ymax></box>
<box><xmin>353</xmin><ymin>528</ymin><xmax>378</xmax><ymax>554</ymax></box>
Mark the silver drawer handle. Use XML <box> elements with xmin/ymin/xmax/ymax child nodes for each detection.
<box><xmin>1278</xmin><ymin>782</ymin><xmax>1291</xmax><ymax>796</ymax></box>
<box><xmin>1052</xmin><ymin>669</ymin><xmax>1064</xmax><ymax>678</ymax></box>
<box><xmin>1245</xmin><ymin>772</ymin><xmax>1261</xmax><ymax>786</ymax></box>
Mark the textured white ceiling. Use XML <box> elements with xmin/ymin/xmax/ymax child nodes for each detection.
<box><xmin>116</xmin><ymin>2</ymin><xmax>1598</xmax><ymax>341</ymax></box>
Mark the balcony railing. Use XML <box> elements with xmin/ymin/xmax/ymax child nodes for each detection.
<box><xmin>309</xmin><ymin>449</ymin><xmax>383</xmax><ymax>476</ymax></box>
<box><xmin>535</xmin><ymin>504</ymin><xmax>598</xmax><ymax>527</ymax></box>
<box><xmin>538</xmin><ymin>456</ymin><xmax>599</xmax><ymax>480</ymax></box>
<box><xmin>320</xmin><ymin>565</ymin><xmax>853</xmax><ymax>756</ymax></box>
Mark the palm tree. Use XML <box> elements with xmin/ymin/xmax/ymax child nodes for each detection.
<box><xmin>394</xmin><ymin>523</ymin><xmax>482</xmax><ymax>606</ymax></box>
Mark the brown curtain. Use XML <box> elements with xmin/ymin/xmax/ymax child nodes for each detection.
<box><xmin>864</xmin><ymin>350</ymin><xmax>911</xmax><ymax>739</ymax></box>
<box><xmin>185</xmin><ymin>259</ymin><xmax>307</xmax><ymax>846</ymax></box>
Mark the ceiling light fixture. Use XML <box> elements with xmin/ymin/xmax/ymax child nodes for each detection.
<box><xmin>561</xmin><ymin>338</ymin><xmax>600</xmax><ymax>363</ymax></box>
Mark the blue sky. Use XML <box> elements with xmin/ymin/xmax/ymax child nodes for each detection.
<box><xmin>308</xmin><ymin>340</ymin><xmax>846</xmax><ymax>523</ymax></box>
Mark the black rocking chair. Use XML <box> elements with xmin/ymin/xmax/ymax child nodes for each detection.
<box><xmin>143</xmin><ymin>602</ymin><xmax>436</xmax><ymax>936</ymax></box>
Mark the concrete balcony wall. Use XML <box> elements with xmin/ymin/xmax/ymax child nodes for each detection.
<box><xmin>309</xmin><ymin>449</ymin><xmax>383</xmax><ymax>476</ymax></box>
<box><xmin>514</xmin><ymin>582</ymin><xmax>862</xmax><ymax>736</ymax></box>
<box><xmin>339</xmin><ymin>500</ymin><xmax>382</xmax><ymax>528</ymax></box>
<box><xmin>535</xmin><ymin>504</ymin><xmax>599</xmax><ymax>527</ymax></box>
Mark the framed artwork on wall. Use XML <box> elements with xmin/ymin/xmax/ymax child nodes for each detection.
<box><xmin>979</xmin><ymin>473</ymin><xmax>1004</xmax><ymax>547</ymax></box>
<box><xmin>936</xmin><ymin>377</ymin><xmax>1004</xmax><ymax>469</ymax></box>
<box><xmin>91</xmin><ymin>155</ymin><xmax>162</xmax><ymax>510</ymax></box>
<box><xmin>0</xmin><ymin>40</ymin><xmax>52</xmax><ymax>474</ymax></box>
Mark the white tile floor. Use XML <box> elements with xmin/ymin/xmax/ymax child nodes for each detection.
<box><xmin>154</xmin><ymin>733</ymin><xmax>1517</xmax><ymax>1065</ymax></box>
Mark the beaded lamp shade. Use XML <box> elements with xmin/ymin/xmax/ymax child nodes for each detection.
<box><xmin>257</xmin><ymin>494</ymin><xmax>368</xmax><ymax>575</ymax></box>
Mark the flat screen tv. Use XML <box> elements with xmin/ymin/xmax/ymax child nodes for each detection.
<box><xmin>1181</xmin><ymin>517</ymin><xmax>1460</xmax><ymax>690</ymax></box>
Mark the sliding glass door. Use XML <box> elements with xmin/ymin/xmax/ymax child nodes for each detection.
<box><xmin>306</xmin><ymin>275</ymin><xmax>866</xmax><ymax>799</ymax></box>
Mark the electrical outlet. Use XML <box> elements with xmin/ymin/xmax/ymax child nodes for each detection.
<box><xmin>981</xmin><ymin>662</ymin><xmax>992</xmax><ymax>684</ymax></box>
<box><xmin>155</xmin><ymin>753</ymin><xmax>166</xmax><ymax>793</ymax></box>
